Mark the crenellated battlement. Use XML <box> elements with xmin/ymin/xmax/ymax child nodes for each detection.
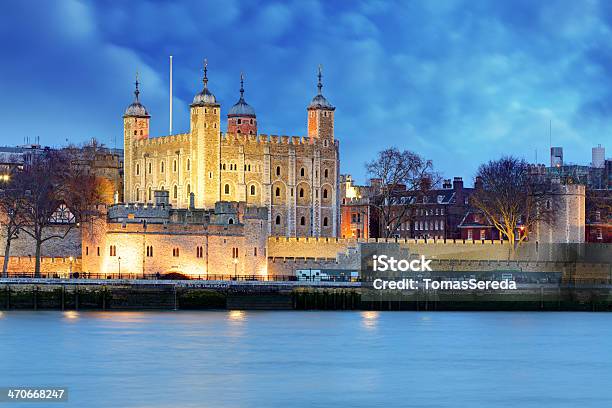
<box><xmin>220</xmin><ymin>133</ymin><xmax>315</xmax><ymax>146</ymax></box>
<box><xmin>133</xmin><ymin>133</ymin><xmax>191</xmax><ymax>147</ymax></box>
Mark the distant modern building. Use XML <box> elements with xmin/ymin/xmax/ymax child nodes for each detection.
<box><xmin>550</xmin><ymin>146</ymin><xmax>563</xmax><ymax>167</ymax></box>
<box><xmin>592</xmin><ymin>144</ymin><xmax>605</xmax><ymax>168</ymax></box>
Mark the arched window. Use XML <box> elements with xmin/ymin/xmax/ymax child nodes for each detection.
<box><xmin>187</xmin><ymin>184</ymin><xmax>191</xmax><ymax>195</ymax></box>
<box><xmin>224</xmin><ymin>184</ymin><xmax>230</xmax><ymax>195</ymax></box>
<box><xmin>300</xmin><ymin>167</ymin><xmax>305</xmax><ymax>177</ymax></box>
<box><xmin>135</xmin><ymin>188</ymin><xmax>140</xmax><ymax>201</ymax></box>
<box><xmin>276</xmin><ymin>166</ymin><xmax>281</xmax><ymax>176</ymax></box>
<box><xmin>136</xmin><ymin>163</ymin><xmax>140</xmax><ymax>176</ymax></box>
<box><xmin>173</xmin><ymin>185</ymin><xmax>178</xmax><ymax>199</ymax></box>
<box><xmin>160</xmin><ymin>161</ymin><xmax>165</xmax><ymax>173</ymax></box>
<box><xmin>299</xmin><ymin>188</ymin><xmax>304</xmax><ymax>198</ymax></box>
<box><xmin>300</xmin><ymin>216</ymin><xmax>305</xmax><ymax>226</ymax></box>
<box><xmin>228</xmin><ymin>218</ymin><xmax>234</xmax><ymax>225</ymax></box>
<box><xmin>323</xmin><ymin>217</ymin><xmax>328</xmax><ymax>227</ymax></box>
<box><xmin>187</xmin><ymin>159</ymin><xmax>190</xmax><ymax>171</ymax></box>
<box><xmin>148</xmin><ymin>187</ymin><xmax>152</xmax><ymax>201</ymax></box>
<box><xmin>173</xmin><ymin>160</ymin><xmax>177</xmax><ymax>172</ymax></box>
<box><xmin>324</xmin><ymin>169</ymin><xmax>329</xmax><ymax>178</ymax></box>
<box><xmin>148</xmin><ymin>162</ymin><xmax>152</xmax><ymax>174</ymax></box>
<box><xmin>275</xmin><ymin>187</ymin><xmax>281</xmax><ymax>197</ymax></box>
<box><xmin>250</xmin><ymin>185</ymin><xmax>256</xmax><ymax>195</ymax></box>
<box><xmin>275</xmin><ymin>215</ymin><xmax>281</xmax><ymax>225</ymax></box>
<box><xmin>323</xmin><ymin>188</ymin><xmax>328</xmax><ymax>199</ymax></box>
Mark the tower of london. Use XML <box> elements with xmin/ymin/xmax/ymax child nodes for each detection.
<box><xmin>122</xmin><ymin>63</ymin><xmax>340</xmax><ymax>237</ymax></box>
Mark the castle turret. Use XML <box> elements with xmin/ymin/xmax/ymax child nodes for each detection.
<box><xmin>307</xmin><ymin>65</ymin><xmax>335</xmax><ymax>141</ymax></box>
<box><xmin>190</xmin><ymin>60</ymin><xmax>221</xmax><ymax>208</ymax></box>
<box><xmin>123</xmin><ymin>74</ymin><xmax>150</xmax><ymax>202</ymax></box>
<box><xmin>227</xmin><ymin>73</ymin><xmax>257</xmax><ymax>135</ymax></box>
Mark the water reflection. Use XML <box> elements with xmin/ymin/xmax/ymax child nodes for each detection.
<box><xmin>63</xmin><ymin>311</ymin><xmax>79</xmax><ymax>320</ymax></box>
<box><xmin>228</xmin><ymin>310</ymin><xmax>246</xmax><ymax>321</ymax></box>
<box><xmin>91</xmin><ymin>312</ymin><xmax>149</xmax><ymax>323</ymax></box>
<box><xmin>360</xmin><ymin>311</ymin><xmax>379</xmax><ymax>330</ymax></box>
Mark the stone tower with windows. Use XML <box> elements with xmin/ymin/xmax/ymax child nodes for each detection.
<box><xmin>190</xmin><ymin>60</ymin><xmax>221</xmax><ymax>208</ymax></box>
<box><xmin>122</xmin><ymin>62</ymin><xmax>340</xmax><ymax>238</ymax></box>
<box><xmin>307</xmin><ymin>65</ymin><xmax>335</xmax><ymax>142</ymax></box>
<box><xmin>227</xmin><ymin>73</ymin><xmax>257</xmax><ymax>135</ymax></box>
<box><xmin>123</xmin><ymin>75</ymin><xmax>150</xmax><ymax>203</ymax></box>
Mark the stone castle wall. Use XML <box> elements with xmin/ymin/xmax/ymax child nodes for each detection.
<box><xmin>81</xmin><ymin>217</ymin><xmax>268</xmax><ymax>278</ymax></box>
<box><xmin>2</xmin><ymin>256</ymin><xmax>82</xmax><ymax>275</ymax></box>
<box><xmin>0</xmin><ymin>225</ymin><xmax>81</xmax><ymax>258</ymax></box>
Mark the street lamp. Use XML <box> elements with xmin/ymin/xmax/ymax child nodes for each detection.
<box><xmin>118</xmin><ymin>256</ymin><xmax>122</xmax><ymax>279</ymax></box>
<box><xmin>233</xmin><ymin>258</ymin><xmax>238</xmax><ymax>280</ymax></box>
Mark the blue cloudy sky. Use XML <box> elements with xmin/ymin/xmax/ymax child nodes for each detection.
<box><xmin>0</xmin><ymin>0</ymin><xmax>610</xmax><ymax>184</ymax></box>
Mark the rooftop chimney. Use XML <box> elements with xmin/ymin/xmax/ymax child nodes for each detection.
<box><xmin>154</xmin><ymin>190</ymin><xmax>170</xmax><ymax>207</ymax></box>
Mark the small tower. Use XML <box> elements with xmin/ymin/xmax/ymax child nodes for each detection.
<box><xmin>227</xmin><ymin>73</ymin><xmax>257</xmax><ymax>135</ymax></box>
<box><xmin>123</xmin><ymin>74</ymin><xmax>150</xmax><ymax>203</ymax></box>
<box><xmin>190</xmin><ymin>59</ymin><xmax>221</xmax><ymax>209</ymax></box>
<box><xmin>123</xmin><ymin>74</ymin><xmax>150</xmax><ymax>140</ymax></box>
<box><xmin>307</xmin><ymin>65</ymin><xmax>335</xmax><ymax>141</ymax></box>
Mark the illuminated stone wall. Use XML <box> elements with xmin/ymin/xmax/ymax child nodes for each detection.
<box><xmin>123</xmin><ymin>105</ymin><xmax>339</xmax><ymax>238</ymax></box>
<box><xmin>81</xmin><ymin>210</ymin><xmax>268</xmax><ymax>277</ymax></box>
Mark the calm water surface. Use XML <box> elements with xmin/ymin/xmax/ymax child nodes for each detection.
<box><xmin>0</xmin><ymin>311</ymin><xmax>611</xmax><ymax>408</ymax></box>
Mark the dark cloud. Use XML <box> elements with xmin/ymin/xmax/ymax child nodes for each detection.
<box><xmin>0</xmin><ymin>0</ymin><xmax>608</xmax><ymax>182</ymax></box>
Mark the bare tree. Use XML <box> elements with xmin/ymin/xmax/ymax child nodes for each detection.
<box><xmin>15</xmin><ymin>149</ymin><xmax>105</xmax><ymax>277</ymax></box>
<box><xmin>471</xmin><ymin>156</ymin><xmax>555</xmax><ymax>249</ymax></box>
<box><xmin>0</xmin><ymin>184</ymin><xmax>26</xmax><ymax>277</ymax></box>
<box><xmin>366</xmin><ymin>148</ymin><xmax>438</xmax><ymax>238</ymax></box>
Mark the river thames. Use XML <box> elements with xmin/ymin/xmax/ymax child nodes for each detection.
<box><xmin>1</xmin><ymin>311</ymin><xmax>611</xmax><ymax>407</ymax></box>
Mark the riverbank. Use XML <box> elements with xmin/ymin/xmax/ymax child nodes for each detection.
<box><xmin>2</xmin><ymin>279</ymin><xmax>612</xmax><ymax>311</ymax></box>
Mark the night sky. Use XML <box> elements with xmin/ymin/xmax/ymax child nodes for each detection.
<box><xmin>0</xmin><ymin>0</ymin><xmax>610</xmax><ymax>184</ymax></box>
